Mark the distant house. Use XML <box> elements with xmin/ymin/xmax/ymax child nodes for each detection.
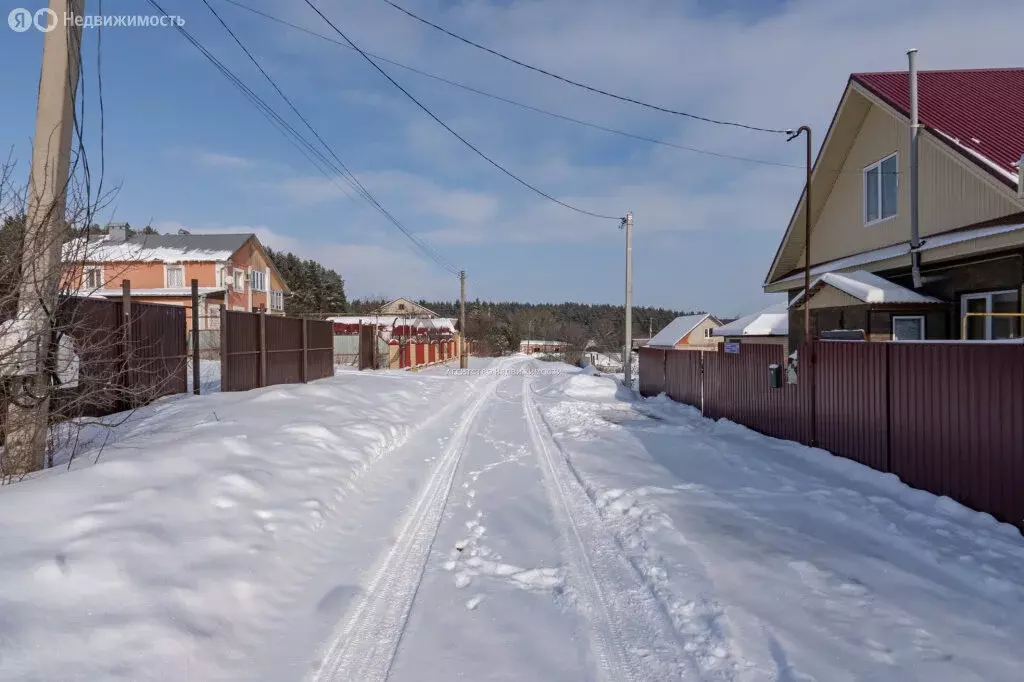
<box><xmin>647</xmin><ymin>313</ymin><xmax>722</xmax><ymax>350</ymax></box>
<box><xmin>519</xmin><ymin>340</ymin><xmax>564</xmax><ymax>354</ymax></box>
<box><xmin>764</xmin><ymin>67</ymin><xmax>1024</xmax><ymax>347</ymax></box>
<box><xmin>372</xmin><ymin>298</ymin><xmax>439</xmax><ymax>318</ymax></box>
<box><xmin>64</xmin><ymin>226</ymin><xmax>289</xmax><ymax>330</ymax></box>
<box><xmin>712</xmin><ymin>302</ymin><xmax>790</xmax><ymax>351</ymax></box>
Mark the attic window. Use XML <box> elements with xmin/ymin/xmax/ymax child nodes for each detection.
<box><xmin>864</xmin><ymin>153</ymin><xmax>898</xmax><ymax>225</ymax></box>
<box><xmin>398</xmin><ymin>303</ymin><xmax>406</xmax><ymax>311</ymax></box>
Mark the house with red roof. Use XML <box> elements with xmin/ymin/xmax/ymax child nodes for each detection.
<box><xmin>765</xmin><ymin>67</ymin><xmax>1024</xmax><ymax>346</ymax></box>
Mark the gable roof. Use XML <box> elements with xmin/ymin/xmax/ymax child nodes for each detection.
<box><xmin>852</xmin><ymin>68</ymin><xmax>1024</xmax><ymax>187</ymax></box>
<box><xmin>73</xmin><ymin>232</ymin><xmax>252</xmax><ymax>263</ymax></box>
<box><xmin>788</xmin><ymin>270</ymin><xmax>941</xmax><ymax>308</ymax></box>
<box><xmin>765</xmin><ymin>68</ymin><xmax>1024</xmax><ymax>290</ymax></box>
<box><xmin>712</xmin><ymin>303</ymin><xmax>788</xmax><ymax>337</ymax></box>
<box><xmin>647</xmin><ymin>314</ymin><xmax>718</xmax><ymax>347</ymax></box>
<box><xmin>373</xmin><ymin>297</ymin><xmax>438</xmax><ymax>317</ymax></box>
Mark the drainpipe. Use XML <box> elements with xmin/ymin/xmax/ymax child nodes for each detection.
<box><xmin>908</xmin><ymin>49</ymin><xmax>923</xmax><ymax>288</ymax></box>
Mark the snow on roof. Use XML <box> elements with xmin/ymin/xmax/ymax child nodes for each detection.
<box><xmin>520</xmin><ymin>339</ymin><xmax>564</xmax><ymax>345</ymax></box>
<box><xmin>713</xmin><ymin>303</ymin><xmax>789</xmax><ymax>337</ymax></box>
<box><xmin>64</xmin><ymin>233</ymin><xmax>251</xmax><ymax>263</ymax></box>
<box><xmin>789</xmin><ymin>270</ymin><xmax>941</xmax><ymax>308</ymax></box>
<box><xmin>647</xmin><ymin>314</ymin><xmax>713</xmax><ymax>347</ymax></box>
<box><xmin>770</xmin><ymin>219</ymin><xmax>1024</xmax><ymax>287</ymax></box>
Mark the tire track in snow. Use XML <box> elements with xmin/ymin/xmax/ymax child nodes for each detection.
<box><xmin>522</xmin><ymin>376</ymin><xmax>691</xmax><ymax>682</ymax></box>
<box><xmin>308</xmin><ymin>373</ymin><xmax>502</xmax><ymax>682</ymax></box>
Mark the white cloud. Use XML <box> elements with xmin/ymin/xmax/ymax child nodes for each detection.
<box><xmin>194</xmin><ymin>152</ymin><xmax>256</xmax><ymax>169</ymax></box>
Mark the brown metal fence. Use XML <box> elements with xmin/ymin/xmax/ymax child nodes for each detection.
<box><xmin>220</xmin><ymin>310</ymin><xmax>333</xmax><ymax>392</ymax></box>
<box><xmin>639</xmin><ymin>341</ymin><xmax>1024</xmax><ymax>529</ymax></box>
<box><xmin>0</xmin><ymin>297</ymin><xmax>187</xmax><ymax>439</ymax></box>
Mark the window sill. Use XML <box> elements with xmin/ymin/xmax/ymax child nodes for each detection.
<box><xmin>864</xmin><ymin>213</ymin><xmax>898</xmax><ymax>228</ymax></box>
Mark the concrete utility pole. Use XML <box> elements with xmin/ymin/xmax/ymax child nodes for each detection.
<box><xmin>622</xmin><ymin>212</ymin><xmax>633</xmax><ymax>388</ymax></box>
<box><xmin>5</xmin><ymin>1</ymin><xmax>85</xmax><ymax>473</ymax></box>
<box><xmin>459</xmin><ymin>270</ymin><xmax>467</xmax><ymax>369</ymax></box>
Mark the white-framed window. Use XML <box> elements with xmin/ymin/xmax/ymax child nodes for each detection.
<box><xmin>961</xmin><ymin>290</ymin><xmax>1020</xmax><ymax>340</ymax></box>
<box><xmin>270</xmin><ymin>290</ymin><xmax>284</xmax><ymax>310</ymax></box>
<box><xmin>216</xmin><ymin>262</ymin><xmax>226</xmax><ymax>288</ymax></box>
<box><xmin>83</xmin><ymin>265</ymin><xmax>103</xmax><ymax>289</ymax></box>
<box><xmin>250</xmin><ymin>269</ymin><xmax>267</xmax><ymax>292</ymax></box>
<box><xmin>892</xmin><ymin>315</ymin><xmax>925</xmax><ymax>341</ymax></box>
<box><xmin>864</xmin><ymin>152</ymin><xmax>898</xmax><ymax>225</ymax></box>
<box><xmin>703</xmin><ymin>327</ymin><xmax>713</xmax><ymax>338</ymax></box>
<box><xmin>165</xmin><ymin>264</ymin><xmax>184</xmax><ymax>288</ymax></box>
<box><xmin>233</xmin><ymin>269</ymin><xmax>244</xmax><ymax>290</ymax></box>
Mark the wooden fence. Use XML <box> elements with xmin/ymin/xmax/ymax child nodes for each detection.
<box><xmin>1</xmin><ymin>297</ymin><xmax>187</xmax><ymax>439</ymax></box>
<box><xmin>220</xmin><ymin>310</ymin><xmax>333</xmax><ymax>392</ymax></box>
<box><xmin>639</xmin><ymin>342</ymin><xmax>1024</xmax><ymax>529</ymax></box>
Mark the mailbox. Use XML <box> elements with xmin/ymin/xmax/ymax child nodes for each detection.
<box><xmin>768</xmin><ymin>363</ymin><xmax>783</xmax><ymax>389</ymax></box>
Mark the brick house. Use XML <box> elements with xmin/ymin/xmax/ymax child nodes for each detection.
<box><xmin>764</xmin><ymin>68</ymin><xmax>1024</xmax><ymax>346</ymax></box>
<box><xmin>65</xmin><ymin>226</ymin><xmax>289</xmax><ymax>330</ymax></box>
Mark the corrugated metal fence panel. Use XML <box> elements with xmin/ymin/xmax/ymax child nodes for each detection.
<box><xmin>889</xmin><ymin>343</ymin><xmax>1024</xmax><ymax>527</ymax></box>
<box><xmin>128</xmin><ymin>301</ymin><xmax>188</xmax><ymax>401</ymax></box>
<box><xmin>265</xmin><ymin>315</ymin><xmax>303</xmax><ymax>386</ymax></box>
<box><xmin>223</xmin><ymin>311</ymin><xmax>261</xmax><ymax>392</ymax></box>
<box><xmin>814</xmin><ymin>341</ymin><xmax>888</xmax><ymax>472</ymax></box>
<box><xmin>665</xmin><ymin>349</ymin><xmax>702</xmax><ymax>407</ymax></box>
<box><xmin>306</xmin><ymin>320</ymin><xmax>334</xmax><ymax>381</ymax></box>
<box><xmin>637</xmin><ymin>347</ymin><xmax>665</xmax><ymax>396</ymax></box>
<box><xmin>705</xmin><ymin>344</ymin><xmax>810</xmax><ymax>444</ymax></box>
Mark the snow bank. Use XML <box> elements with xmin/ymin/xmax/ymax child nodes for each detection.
<box><xmin>0</xmin><ymin>373</ymin><xmax>477</xmax><ymax>681</ymax></box>
<box><xmin>529</xmin><ymin>366</ymin><xmax>1024</xmax><ymax>681</ymax></box>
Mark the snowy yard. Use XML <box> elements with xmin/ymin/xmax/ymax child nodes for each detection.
<box><xmin>0</xmin><ymin>357</ymin><xmax>1021</xmax><ymax>681</ymax></box>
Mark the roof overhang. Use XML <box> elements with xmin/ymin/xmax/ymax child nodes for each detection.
<box><xmin>788</xmin><ymin>271</ymin><xmax>943</xmax><ymax>309</ymax></box>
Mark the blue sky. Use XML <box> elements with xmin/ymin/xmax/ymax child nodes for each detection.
<box><xmin>2</xmin><ymin>0</ymin><xmax>1022</xmax><ymax>316</ymax></box>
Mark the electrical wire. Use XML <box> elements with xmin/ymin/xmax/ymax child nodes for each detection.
<box><xmin>145</xmin><ymin>0</ymin><xmax>459</xmax><ymax>275</ymax></box>
<box><xmin>378</xmin><ymin>0</ymin><xmax>791</xmax><ymax>135</ymax></box>
<box><xmin>298</xmin><ymin>0</ymin><xmax>622</xmax><ymax>221</ymax></box>
<box><xmin>198</xmin><ymin>0</ymin><xmax>458</xmax><ymax>274</ymax></box>
<box><xmin>218</xmin><ymin>0</ymin><xmax>804</xmax><ymax>170</ymax></box>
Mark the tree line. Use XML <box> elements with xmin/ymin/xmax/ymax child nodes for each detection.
<box><xmin>349</xmin><ymin>298</ymin><xmax>701</xmax><ymax>355</ymax></box>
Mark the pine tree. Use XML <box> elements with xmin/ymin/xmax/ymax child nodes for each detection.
<box><xmin>266</xmin><ymin>247</ymin><xmax>347</xmax><ymax>318</ymax></box>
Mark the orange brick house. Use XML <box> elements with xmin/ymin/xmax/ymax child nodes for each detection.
<box><xmin>64</xmin><ymin>226</ymin><xmax>289</xmax><ymax>330</ymax></box>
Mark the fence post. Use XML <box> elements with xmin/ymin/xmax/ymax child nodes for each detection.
<box><xmin>884</xmin><ymin>342</ymin><xmax>892</xmax><ymax>473</ymax></box>
<box><xmin>219</xmin><ymin>306</ymin><xmax>228</xmax><ymax>392</ymax></box>
<box><xmin>301</xmin><ymin>317</ymin><xmax>308</xmax><ymax>383</ymax></box>
<box><xmin>191</xmin><ymin>279</ymin><xmax>200</xmax><ymax>395</ymax></box>
<box><xmin>259</xmin><ymin>310</ymin><xmax>267</xmax><ymax>388</ymax></box>
<box><xmin>699</xmin><ymin>350</ymin><xmax>705</xmax><ymax>417</ymax></box>
<box><xmin>121</xmin><ymin>279</ymin><xmax>132</xmax><ymax>409</ymax></box>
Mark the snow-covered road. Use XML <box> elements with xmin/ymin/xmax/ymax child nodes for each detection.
<box><xmin>1</xmin><ymin>357</ymin><xmax>1022</xmax><ymax>681</ymax></box>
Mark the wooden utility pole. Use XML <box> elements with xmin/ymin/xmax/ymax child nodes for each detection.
<box><xmin>459</xmin><ymin>270</ymin><xmax>467</xmax><ymax>369</ymax></box>
<box><xmin>4</xmin><ymin>1</ymin><xmax>85</xmax><ymax>472</ymax></box>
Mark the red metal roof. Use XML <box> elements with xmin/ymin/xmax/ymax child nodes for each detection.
<box><xmin>852</xmin><ymin>68</ymin><xmax>1024</xmax><ymax>185</ymax></box>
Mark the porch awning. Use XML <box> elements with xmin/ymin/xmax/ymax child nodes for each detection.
<box><xmin>788</xmin><ymin>270</ymin><xmax>942</xmax><ymax>310</ymax></box>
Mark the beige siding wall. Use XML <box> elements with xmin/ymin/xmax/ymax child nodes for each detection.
<box><xmin>796</xmin><ymin>102</ymin><xmax>1022</xmax><ymax>269</ymax></box>
<box><xmin>679</xmin><ymin>317</ymin><xmax>721</xmax><ymax>348</ymax></box>
<box><xmin>807</xmin><ymin>286</ymin><xmax>863</xmax><ymax>309</ymax></box>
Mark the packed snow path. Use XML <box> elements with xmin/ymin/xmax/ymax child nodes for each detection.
<box><xmin>1</xmin><ymin>357</ymin><xmax>1022</xmax><ymax>681</ymax></box>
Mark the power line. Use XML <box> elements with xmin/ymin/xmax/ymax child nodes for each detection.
<box><xmin>218</xmin><ymin>0</ymin><xmax>804</xmax><ymax>170</ymax></box>
<box><xmin>297</xmin><ymin>0</ymin><xmax>621</xmax><ymax>222</ymax></box>
<box><xmin>198</xmin><ymin>0</ymin><xmax>458</xmax><ymax>274</ymax></box>
<box><xmin>378</xmin><ymin>0</ymin><xmax>791</xmax><ymax>135</ymax></box>
<box><xmin>145</xmin><ymin>0</ymin><xmax>459</xmax><ymax>275</ymax></box>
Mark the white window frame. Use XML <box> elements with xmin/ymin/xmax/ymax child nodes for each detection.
<box><xmin>864</xmin><ymin>152</ymin><xmax>899</xmax><ymax>226</ymax></box>
<box><xmin>961</xmin><ymin>290</ymin><xmax>1019</xmax><ymax>340</ymax></box>
<box><xmin>891</xmin><ymin>315</ymin><xmax>925</xmax><ymax>341</ymax></box>
<box><xmin>82</xmin><ymin>265</ymin><xmax>103</xmax><ymax>289</ymax></box>
<box><xmin>270</xmin><ymin>289</ymin><xmax>284</xmax><ymax>311</ymax></box>
<box><xmin>233</xmin><ymin>269</ymin><xmax>244</xmax><ymax>291</ymax></box>
<box><xmin>250</xmin><ymin>269</ymin><xmax>266</xmax><ymax>292</ymax></box>
<box><xmin>165</xmin><ymin>264</ymin><xmax>184</xmax><ymax>288</ymax></box>
<box><xmin>215</xmin><ymin>261</ymin><xmax>226</xmax><ymax>288</ymax></box>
